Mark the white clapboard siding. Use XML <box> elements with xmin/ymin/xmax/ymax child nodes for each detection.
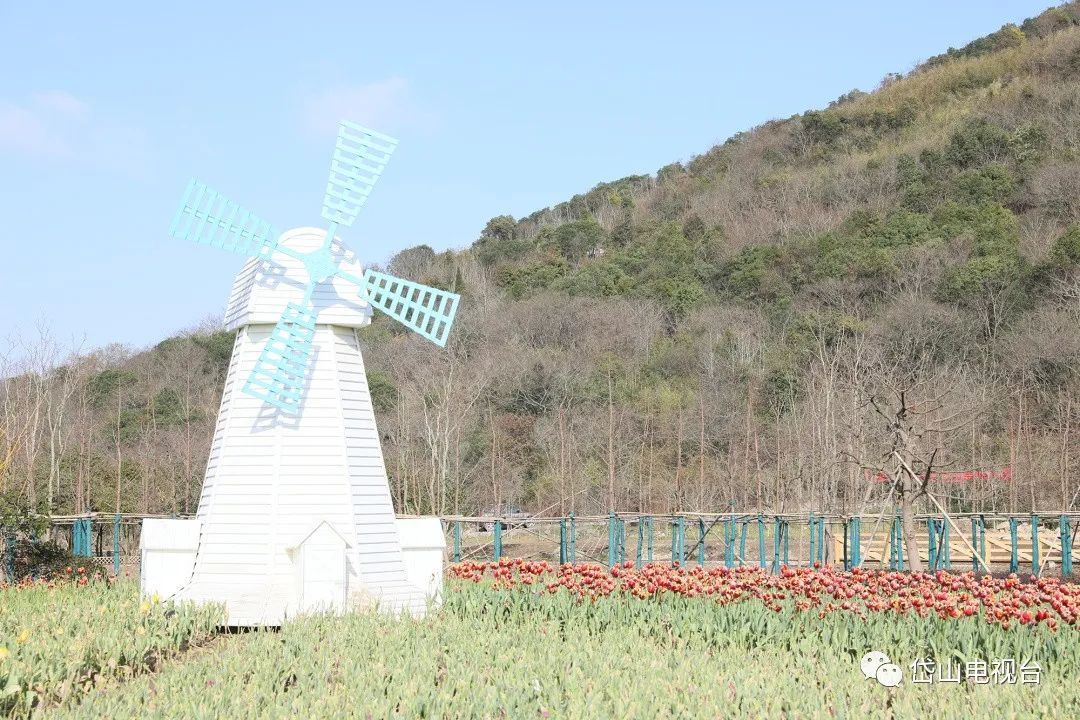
<box><xmin>176</xmin><ymin>228</ymin><xmax>427</xmax><ymax>626</ymax></box>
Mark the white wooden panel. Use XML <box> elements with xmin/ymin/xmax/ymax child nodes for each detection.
<box><xmin>177</xmin><ymin>298</ymin><xmax>427</xmax><ymax>625</ymax></box>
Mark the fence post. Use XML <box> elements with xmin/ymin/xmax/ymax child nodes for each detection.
<box><xmin>607</xmin><ymin>513</ymin><xmax>616</xmax><ymax>568</ymax></box>
<box><xmin>560</xmin><ymin>517</ymin><xmax>569</xmax><ymax>565</ymax></box>
<box><xmin>972</xmin><ymin>515</ymin><xmax>986</xmax><ymax>573</ymax></box>
<box><xmin>569</xmin><ymin>514</ymin><xmax>577</xmax><ymax>565</ymax></box>
<box><xmin>454</xmin><ymin>520</ymin><xmax>463</xmax><ymax>563</ymax></box>
<box><xmin>927</xmin><ymin>518</ymin><xmax>938</xmax><ymax>571</ymax></box>
<box><xmin>852</xmin><ymin>517</ymin><xmax>862</xmax><ymax>569</ymax></box>
<box><xmin>84</xmin><ymin>518</ymin><xmax>91</xmax><ymax>558</ymax></box>
<box><xmin>783</xmin><ymin>519</ymin><xmax>790</xmax><ymax>566</ymax></box>
<box><xmin>1031</xmin><ymin>514</ymin><xmax>1039</xmax><ymax>576</ymax></box>
<box><xmin>1060</xmin><ymin>515</ymin><xmax>1072</xmax><ymax>577</ymax></box>
<box><xmin>493</xmin><ymin>519</ymin><xmax>502</xmax><ymax>562</ymax></box>
<box><xmin>678</xmin><ymin>517</ymin><xmax>686</xmax><ymax>565</ymax></box>
<box><xmin>671</xmin><ymin>517</ymin><xmax>686</xmax><ymax>566</ymax></box>
<box><xmin>1009</xmin><ymin>517</ymin><xmax>1019</xmax><ymax>574</ymax></box>
<box><xmin>635</xmin><ymin>518</ymin><xmax>644</xmax><ymax>566</ymax></box>
<box><xmin>771</xmin><ymin>516</ymin><xmax>781</xmax><ymax>573</ymax></box>
<box><xmin>77</xmin><ymin>518</ymin><xmax>92</xmax><ymax>558</ymax></box>
<box><xmin>809</xmin><ymin>513</ymin><xmax>816</xmax><ymax>568</ymax></box>
<box><xmin>617</xmin><ymin>516</ymin><xmax>626</xmax><ymax>565</ymax></box>
<box><xmin>941</xmin><ymin>518</ymin><xmax>951</xmax><ymax>570</ymax></box>
<box><xmin>971</xmin><ymin>516</ymin><xmax>979</xmax><ymax>572</ymax></box>
<box><xmin>818</xmin><ymin>515</ymin><xmax>826</xmax><ymax>566</ymax></box>
<box><xmin>113</xmin><ymin>515</ymin><xmax>121</xmax><ymax>575</ymax></box>
<box><xmin>757</xmin><ymin>513</ymin><xmax>766</xmax><ymax>569</ymax></box>
<box><xmin>889</xmin><ymin>516</ymin><xmax>905</xmax><ymax>571</ymax></box>
<box><xmin>979</xmin><ymin>514</ymin><xmax>987</xmax><ymax>570</ymax></box>
<box><xmin>646</xmin><ymin>515</ymin><xmax>653</xmax><ymax>562</ymax></box>
<box><xmin>739</xmin><ymin>520</ymin><xmax>748</xmax><ymax>567</ymax></box>
<box><xmin>941</xmin><ymin>520</ymin><xmax>950</xmax><ymax>569</ymax></box>
<box><xmin>698</xmin><ymin>518</ymin><xmax>706</xmax><ymax>567</ymax></box>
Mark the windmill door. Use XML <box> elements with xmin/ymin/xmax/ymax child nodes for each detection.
<box><xmin>295</xmin><ymin>524</ymin><xmax>349</xmax><ymax>614</ymax></box>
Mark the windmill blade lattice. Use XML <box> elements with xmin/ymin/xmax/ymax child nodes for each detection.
<box><xmin>361</xmin><ymin>269</ymin><xmax>460</xmax><ymax>347</ymax></box>
<box><xmin>170</xmin><ymin>121</ymin><xmax>460</xmax><ymax>415</ymax></box>
<box><xmin>169</xmin><ymin>180</ymin><xmax>279</xmax><ymax>257</ymax></box>
<box><xmin>242</xmin><ymin>302</ymin><xmax>317</xmax><ymax>413</ymax></box>
<box><xmin>322</xmin><ymin>121</ymin><xmax>398</xmax><ymax>228</ymax></box>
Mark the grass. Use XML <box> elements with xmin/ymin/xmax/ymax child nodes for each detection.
<box><xmin>25</xmin><ymin>575</ymin><xmax>1080</xmax><ymax>720</ymax></box>
<box><xmin>0</xmin><ymin>576</ymin><xmax>221</xmax><ymax>719</ymax></box>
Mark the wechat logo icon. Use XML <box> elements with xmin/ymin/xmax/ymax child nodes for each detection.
<box><xmin>861</xmin><ymin>651</ymin><xmax>903</xmax><ymax>687</ymax></box>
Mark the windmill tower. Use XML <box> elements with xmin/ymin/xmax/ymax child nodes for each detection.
<box><xmin>164</xmin><ymin>122</ymin><xmax>459</xmax><ymax>626</ymax></box>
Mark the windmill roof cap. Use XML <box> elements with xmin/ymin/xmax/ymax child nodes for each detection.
<box><xmin>223</xmin><ymin>227</ymin><xmax>373</xmax><ymax>331</ymax></box>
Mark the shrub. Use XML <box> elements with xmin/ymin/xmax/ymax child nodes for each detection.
<box><xmin>497</xmin><ymin>258</ymin><xmax>569</xmax><ymax>299</ymax></box>
<box><xmin>938</xmin><ymin>254</ymin><xmax>1024</xmax><ymax>303</ymax></box>
<box><xmin>932</xmin><ymin>202</ymin><xmax>1019</xmax><ymax>256</ymax></box>
<box><xmin>554</xmin><ymin>217</ymin><xmax>605</xmax><ymax>262</ymax></box>
<box><xmin>1049</xmin><ymin>225</ymin><xmax>1080</xmax><ymax>269</ymax></box>
<box><xmin>946</xmin><ymin>119</ymin><xmax>1012</xmax><ymax>168</ymax></box>
<box><xmin>554</xmin><ymin>262</ymin><xmax>632</xmax><ymax>298</ymax></box>
<box><xmin>950</xmin><ymin>163</ymin><xmax>1016</xmax><ymax>205</ymax></box>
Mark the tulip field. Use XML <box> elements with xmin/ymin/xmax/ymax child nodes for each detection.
<box><xmin>0</xmin><ymin>570</ymin><xmax>221</xmax><ymax>718</ymax></box>
<box><xmin>3</xmin><ymin>562</ymin><xmax>1079</xmax><ymax>719</ymax></box>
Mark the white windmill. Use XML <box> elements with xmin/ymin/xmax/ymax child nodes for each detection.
<box><xmin>146</xmin><ymin>121</ymin><xmax>458</xmax><ymax>625</ymax></box>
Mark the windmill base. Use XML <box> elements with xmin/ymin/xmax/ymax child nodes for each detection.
<box><xmin>143</xmin><ymin>517</ymin><xmax>443</xmax><ymax>626</ymax></box>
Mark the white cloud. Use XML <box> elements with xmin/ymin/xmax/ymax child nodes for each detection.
<box><xmin>31</xmin><ymin>90</ymin><xmax>88</xmax><ymax>117</ymax></box>
<box><xmin>301</xmin><ymin>77</ymin><xmax>430</xmax><ymax>136</ymax></box>
<box><xmin>0</xmin><ymin>94</ymin><xmax>79</xmax><ymax>157</ymax></box>
<box><xmin>0</xmin><ymin>91</ymin><xmax>151</xmax><ymax>174</ymax></box>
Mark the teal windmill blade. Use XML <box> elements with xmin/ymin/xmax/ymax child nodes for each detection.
<box><xmin>322</xmin><ymin>121</ymin><xmax>398</xmax><ymax>228</ymax></box>
<box><xmin>361</xmin><ymin>270</ymin><xmax>460</xmax><ymax>347</ymax></box>
<box><xmin>169</xmin><ymin>118</ymin><xmax>459</xmax><ymax>417</ymax></box>
<box><xmin>243</xmin><ymin>301</ymin><xmax>318</xmax><ymax>413</ymax></box>
<box><xmin>169</xmin><ymin>179</ymin><xmax>279</xmax><ymax>256</ymax></box>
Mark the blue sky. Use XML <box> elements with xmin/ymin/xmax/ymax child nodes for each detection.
<box><xmin>0</xmin><ymin>0</ymin><xmax>1053</xmax><ymax>356</ymax></box>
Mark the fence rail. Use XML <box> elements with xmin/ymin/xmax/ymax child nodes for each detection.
<box><xmin>3</xmin><ymin>511</ymin><xmax>1078</xmax><ymax>582</ymax></box>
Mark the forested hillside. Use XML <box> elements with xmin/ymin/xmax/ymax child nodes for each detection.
<box><xmin>3</xmin><ymin>3</ymin><xmax>1080</xmax><ymax>520</ymax></box>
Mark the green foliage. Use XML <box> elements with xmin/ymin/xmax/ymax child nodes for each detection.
<box><xmin>932</xmin><ymin>202</ymin><xmax>1019</xmax><ymax>257</ymax></box>
<box><xmin>191</xmin><ymin>331</ymin><xmax>235</xmax><ymax>372</ymax></box>
<box><xmin>950</xmin><ymin>163</ymin><xmax>1016</xmax><ymax>205</ymax></box>
<box><xmin>1048</xmin><ymin>225</ymin><xmax>1080</xmax><ymax>269</ymax></box>
<box><xmin>482</xmin><ymin>215</ymin><xmax>516</xmax><ymax>242</ymax></box>
<box><xmin>0</xmin><ymin>492</ymin><xmax>77</xmax><ymax>581</ymax></box>
<box><xmin>938</xmin><ymin>254</ymin><xmax>1025</xmax><ymax>303</ymax></box>
<box><xmin>718</xmin><ymin>246</ymin><xmax>793</xmax><ymax>301</ymax></box>
<box><xmin>681</xmin><ymin>214</ymin><xmax>707</xmax><ymax>244</ymax></box>
<box><xmin>475</xmin><ymin>215</ymin><xmax>532</xmax><ymax>265</ymax></box>
<box><xmin>925</xmin><ymin>22</ymin><xmax>1027</xmax><ymax>67</ymax></box>
<box><xmin>656</xmin><ymin>277</ymin><xmax>706</xmax><ymax>320</ymax></box>
<box><xmin>366</xmin><ymin>370</ymin><xmax>397</xmax><ymax>413</ymax></box>
<box><xmin>610</xmin><ymin>215</ymin><xmax>634</xmax><ymax>247</ymax></box>
<box><xmin>151</xmin><ymin>388</ymin><xmax>186</xmax><ymax>427</ymax></box>
<box><xmin>813</xmin><ymin>234</ymin><xmax>896</xmax><ymax>281</ymax></box>
<box><xmin>0</xmin><ymin>581</ymin><xmax>222</xmax><ymax>717</ymax></box>
<box><xmin>801</xmin><ymin>110</ymin><xmax>846</xmax><ymax>146</ymax></box>
<box><xmin>946</xmin><ymin>119</ymin><xmax>1012</xmax><ymax>168</ymax></box>
<box><xmin>87</xmin><ymin>369</ymin><xmax>138</xmax><ymax>409</ymax></box>
<box><xmin>389</xmin><ymin>244</ymin><xmax>436</xmax><ymax>273</ymax></box>
<box><xmin>496</xmin><ymin>257</ymin><xmax>569</xmax><ymax>299</ymax></box>
<box><xmin>552</xmin><ymin>217</ymin><xmax>605</xmax><ymax>262</ymax></box>
<box><xmin>0</xmin><ymin>491</ymin><xmax>47</xmax><ymax>539</ymax></box>
<box><xmin>554</xmin><ymin>262</ymin><xmax>632</xmax><ymax>298</ymax></box>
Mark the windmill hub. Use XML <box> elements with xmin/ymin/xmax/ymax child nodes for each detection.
<box><xmin>302</xmin><ymin>245</ymin><xmax>339</xmax><ymax>285</ymax></box>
